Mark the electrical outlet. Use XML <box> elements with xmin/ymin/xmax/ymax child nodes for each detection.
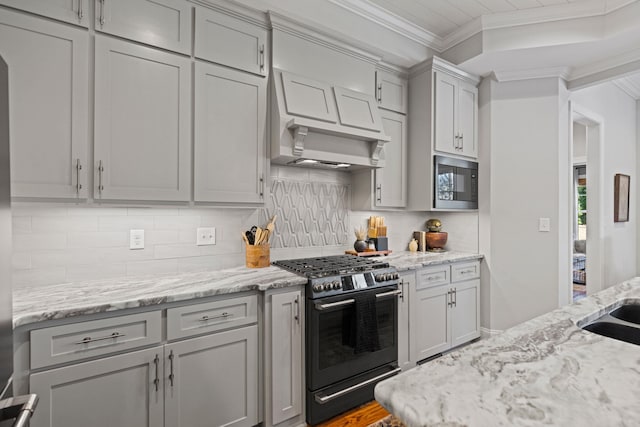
<box><xmin>197</xmin><ymin>227</ymin><xmax>216</xmax><ymax>246</ymax></box>
<box><xmin>130</xmin><ymin>229</ymin><xmax>145</xmax><ymax>249</ymax></box>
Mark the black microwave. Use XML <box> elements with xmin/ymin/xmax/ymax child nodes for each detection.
<box><xmin>434</xmin><ymin>155</ymin><xmax>478</xmax><ymax>209</ymax></box>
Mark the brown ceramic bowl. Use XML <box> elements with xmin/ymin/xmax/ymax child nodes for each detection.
<box><xmin>425</xmin><ymin>232</ymin><xmax>447</xmax><ymax>249</ymax></box>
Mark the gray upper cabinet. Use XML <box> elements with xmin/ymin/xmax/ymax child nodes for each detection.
<box><xmin>351</xmin><ymin>109</ymin><xmax>407</xmax><ymax>210</ymax></box>
<box><xmin>333</xmin><ymin>86</ymin><xmax>382</xmax><ymax>132</ymax></box>
<box><xmin>194</xmin><ymin>62</ymin><xmax>266</xmax><ymax>203</ymax></box>
<box><xmin>29</xmin><ymin>346</ymin><xmax>164</xmax><ymax>427</ymax></box>
<box><xmin>95</xmin><ymin>0</ymin><xmax>192</xmax><ymax>55</ymax></box>
<box><xmin>195</xmin><ymin>6</ymin><xmax>268</xmax><ymax>76</ymax></box>
<box><xmin>94</xmin><ymin>36</ymin><xmax>191</xmax><ymax>202</ymax></box>
<box><xmin>0</xmin><ymin>0</ymin><xmax>89</xmax><ymax>27</ymax></box>
<box><xmin>164</xmin><ymin>325</ymin><xmax>259</xmax><ymax>427</ymax></box>
<box><xmin>434</xmin><ymin>71</ymin><xmax>477</xmax><ymax>158</ymax></box>
<box><xmin>375</xmin><ymin>70</ymin><xmax>407</xmax><ymax>114</ymax></box>
<box><xmin>375</xmin><ymin>110</ymin><xmax>407</xmax><ymax>207</ymax></box>
<box><xmin>0</xmin><ymin>9</ymin><xmax>88</xmax><ymax>199</ymax></box>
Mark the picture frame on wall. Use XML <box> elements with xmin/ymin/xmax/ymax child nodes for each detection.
<box><xmin>614</xmin><ymin>174</ymin><xmax>630</xmax><ymax>222</ymax></box>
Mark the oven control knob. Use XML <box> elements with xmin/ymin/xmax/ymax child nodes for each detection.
<box><xmin>392</xmin><ymin>272</ymin><xmax>399</xmax><ymax>280</ymax></box>
<box><xmin>384</xmin><ymin>273</ymin><xmax>392</xmax><ymax>281</ymax></box>
<box><xmin>323</xmin><ymin>281</ymin><xmax>333</xmax><ymax>290</ymax></box>
<box><xmin>332</xmin><ymin>280</ymin><xmax>341</xmax><ymax>289</ymax></box>
<box><xmin>313</xmin><ymin>283</ymin><xmax>325</xmax><ymax>292</ymax></box>
<box><xmin>375</xmin><ymin>274</ymin><xmax>383</xmax><ymax>282</ymax></box>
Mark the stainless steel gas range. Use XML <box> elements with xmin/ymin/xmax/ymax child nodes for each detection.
<box><xmin>273</xmin><ymin>255</ymin><xmax>402</xmax><ymax>425</ymax></box>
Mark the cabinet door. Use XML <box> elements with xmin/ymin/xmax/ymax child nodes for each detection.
<box><xmin>0</xmin><ymin>9</ymin><xmax>88</xmax><ymax>199</ymax></box>
<box><xmin>0</xmin><ymin>0</ymin><xmax>89</xmax><ymax>27</ymax></box>
<box><xmin>29</xmin><ymin>347</ymin><xmax>164</xmax><ymax>427</ymax></box>
<box><xmin>270</xmin><ymin>290</ymin><xmax>303</xmax><ymax>425</ymax></box>
<box><xmin>410</xmin><ymin>284</ymin><xmax>450</xmax><ymax>363</ymax></box>
<box><xmin>375</xmin><ymin>110</ymin><xmax>406</xmax><ymax>208</ymax></box>
<box><xmin>397</xmin><ymin>272</ymin><xmax>414</xmax><ymax>371</ymax></box>
<box><xmin>165</xmin><ymin>325</ymin><xmax>259</xmax><ymax>427</ymax></box>
<box><xmin>458</xmin><ymin>81</ymin><xmax>478</xmax><ymax>158</ymax></box>
<box><xmin>375</xmin><ymin>70</ymin><xmax>407</xmax><ymax>114</ymax></box>
<box><xmin>95</xmin><ymin>0</ymin><xmax>192</xmax><ymax>54</ymax></box>
<box><xmin>450</xmin><ymin>279</ymin><xmax>480</xmax><ymax>347</ymax></box>
<box><xmin>194</xmin><ymin>62</ymin><xmax>266</xmax><ymax>203</ymax></box>
<box><xmin>433</xmin><ymin>71</ymin><xmax>457</xmax><ymax>155</ymax></box>
<box><xmin>195</xmin><ymin>7</ymin><xmax>267</xmax><ymax>76</ymax></box>
<box><xmin>94</xmin><ymin>36</ymin><xmax>191</xmax><ymax>201</ymax></box>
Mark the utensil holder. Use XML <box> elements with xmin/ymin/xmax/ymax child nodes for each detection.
<box><xmin>246</xmin><ymin>244</ymin><xmax>270</xmax><ymax>268</ymax></box>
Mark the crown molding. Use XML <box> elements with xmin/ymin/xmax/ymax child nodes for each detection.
<box><xmin>375</xmin><ymin>61</ymin><xmax>408</xmax><ymax>78</ymax></box>
<box><xmin>268</xmin><ymin>11</ymin><xmax>382</xmax><ymax>65</ymax></box>
<box><xmin>327</xmin><ymin>0</ymin><xmax>443</xmax><ymax>51</ymax></box>
<box><xmin>492</xmin><ymin>67</ymin><xmax>571</xmax><ymax>83</ymax></box>
<box><xmin>409</xmin><ymin>56</ymin><xmax>480</xmax><ymax>85</ymax></box>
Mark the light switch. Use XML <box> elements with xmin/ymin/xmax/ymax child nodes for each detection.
<box><xmin>538</xmin><ymin>218</ymin><xmax>551</xmax><ymax>232</ymax></box>
<box><xmin>130</xmin><ymin>229</ymin><xmax>145</xmax><ymax>249</ymax></box>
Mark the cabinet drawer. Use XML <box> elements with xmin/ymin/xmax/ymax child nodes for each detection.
<box><xmin>416</xmin><ymin>265</ymin><xmax>450</xmax><ymax>290</ymax></box>
<box><xmin>30</xmin><ymin>311</ymin><xmax>162</xmax><ymax>369</ymax></box>
<box><xmin>451</xmin><ymin>261</ymin><xmax>480</xmax><ymax>283</ymax></box>
<box><xmin>167</xmin><ymin>295</ymin><xmax>258</xmax><ymax>340</ymax></box>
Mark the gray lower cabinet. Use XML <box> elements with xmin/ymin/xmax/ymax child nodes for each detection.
<box><xmin>165</xmin><ymin>325</ymin><xmax>259</xmax><ymax>427</ymax></box>
<box><xmin>194</xmin><ymin>62</ymin><xmax>266</xmax><ymax>203</ymax></box>
<box><xmin>27</xmin><ymin>294</ymin><xmax>260</xmax><ymax>427</ymax></box>
<box><xmin>409</xmin><ymin>261</ymin><xmax>480</xmax><ymax>363</ymax></box>
<box><xmin>397</xmin><ymin>272</ymin><xmax>414</xmax><ymax>371</ymax></box>
<box><xmin>264</xmin><ymin>288</ymin><xmax>303</xmax><ymax>426</ymax></box>
<box><xmin>29</xmin><ymin>346</ymin><xmax>164</xmax><ymax>427</ymax></box>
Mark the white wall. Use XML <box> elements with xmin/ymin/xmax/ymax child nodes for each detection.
<box><xmin>479</xmin><ymin>76</ymin><xmax>569</xmax><ymax>331</ymax></box>
<box><xmin>571</xmin><ymin>82</ymin><xmax>637</xmax><ymax>287</ymax></box>
<box><xmin>573</xmin><ymin>122</ymin><xmax>587</xmax><ymax>163</ymax></box>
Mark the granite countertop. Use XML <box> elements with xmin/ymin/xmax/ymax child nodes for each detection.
<box><xmin>384</xmin><ymin>250</ymin><xmax>483</xmax><ymax>271</ymax></box>
<box><xmin>13</xmin><ymin>250</ymin><xmax>481</xmax><ymax>328</ymax></box>
<box><xmin>375</xmin><ymin>277</ymin><xmax>640</xmax><ymax>427</ymax></box>
<box><xmin>13</xmin><ymin>266</ymin><xmax>307</xmax><ymax>328</ymax></box>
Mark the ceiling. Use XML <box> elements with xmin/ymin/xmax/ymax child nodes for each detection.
<box><xmin>366</xmin><ymin>0</ymin><xmax>601</xmax><ymax>40</ymax></box>
<box><xmin>231</xmin><ymin>0</ymin><xmax>640</xmax><ymax>98</ymax></box>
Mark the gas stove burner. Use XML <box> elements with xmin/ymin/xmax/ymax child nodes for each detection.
<box><xmin>272</xmin><ymin>254</ymin><xmax>389</xmax><ymax>278</ymax></box>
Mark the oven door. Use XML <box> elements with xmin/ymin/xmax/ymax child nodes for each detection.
<box><xmin>306</xmin><ymin>285</ymin><xmax>399</xmax><ymax>391</ymax></box>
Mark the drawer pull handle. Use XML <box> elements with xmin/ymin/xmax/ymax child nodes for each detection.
<box><xmin>75</xmin><ymin>331</ymin><xmax>125</xmax><ymax>345</ymax></box>
<box><xmin>199</xmin><ymin>312</ymin><xmax>232</xmax><ymax>322</ymax></box>
<box><xmin>426</xmin><ymin>275</ymin><xmax>441</xmax><ymax>281</ymax></box>
<box><xmin>459</xmin><ymin>269</ymin><xmax>474</xmax><ymax>275</ymax></box>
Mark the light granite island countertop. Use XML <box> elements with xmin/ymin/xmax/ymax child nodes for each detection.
<box><xmin>375</xmin><ymin>277</ymin><xmax>640</xmax><ymax>427</ymax></box>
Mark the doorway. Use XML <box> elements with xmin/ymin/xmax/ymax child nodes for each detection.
<box><xmin>569</xmin><ymin>104</ymin><xmax>604</xmax><ymax>303</ymax></box>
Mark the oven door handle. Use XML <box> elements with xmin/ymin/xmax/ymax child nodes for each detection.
<box><xmin>314</xmin><ymin>367</ymin><xmax>402</xmax><ymax>404</ymax></box>
<box><xmin>314</xmin><ymin>299</ymin><xmax>355</xmax><ymax>311</ymax></box>
<box><xmin>375</xmin><ymin>289</ymin><xmax>402</xmax><ymax>299</ymax></box>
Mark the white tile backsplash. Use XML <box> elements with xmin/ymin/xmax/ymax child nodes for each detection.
<box><xmin>11</xmin><ymin>167</ymin><xmax>478</xmax><ymax>288</ymax></box>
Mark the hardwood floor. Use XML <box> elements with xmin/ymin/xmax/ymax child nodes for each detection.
<box><xmin>312</xmin><ymin>401</ymin><xmax>389</xmax><ymax>427</ymax></box>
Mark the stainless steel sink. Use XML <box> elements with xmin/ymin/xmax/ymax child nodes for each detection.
<box><xmin>582</xmin><ymin>304</ymin><xmax>640</xmax><ymax>346</ymax></box>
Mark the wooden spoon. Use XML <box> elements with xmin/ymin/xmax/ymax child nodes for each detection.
<box><xmin>265</xmin><ymin>215</ymin><xmax>277</xmax><ymax>243</ymax></box>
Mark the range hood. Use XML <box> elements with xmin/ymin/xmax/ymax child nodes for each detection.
<box><xmin>271</xmin><ymin>69</ymin><xmax>390</xmax><ymax>170</ymax></box>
